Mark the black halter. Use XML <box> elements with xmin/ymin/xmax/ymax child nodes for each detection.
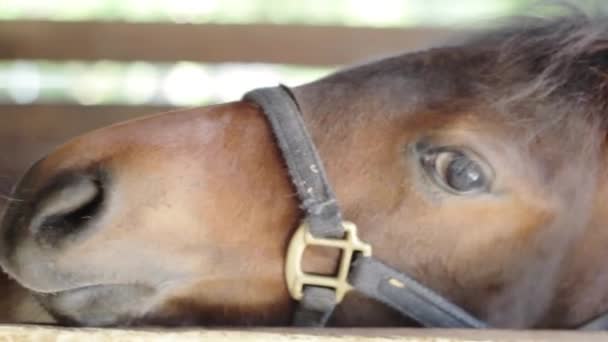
<box><xmin>244</xmin><ymin>85</ymin><xmax>608</xmax><ymax>330</ymax></box>
<box><xmin>243</xmin><ymin>85</ymin><xmax>487</xmax><ymax>328</ymax></box>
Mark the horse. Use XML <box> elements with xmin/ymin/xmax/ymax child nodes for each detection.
<box><xmin>3</xmin><ymin>12</ymin><xmax>608</xmax><ymax>329</ymax></box>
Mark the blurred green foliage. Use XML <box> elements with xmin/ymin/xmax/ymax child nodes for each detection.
<box><xmin>0</xmin><ymin>0</ymin><xmax>531</xmax><ymax>27</ymax></box>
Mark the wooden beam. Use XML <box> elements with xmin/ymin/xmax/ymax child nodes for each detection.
<box><xmin>0</xmin><ymin>21</ymin><xmax>465</xmax><ymax>66</ymax></box>
<box><xmin>0</xmin><ymin>325</ymin><xmax>606</xmax><ymax>341</ymax></box>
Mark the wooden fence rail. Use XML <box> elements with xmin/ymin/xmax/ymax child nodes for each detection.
<box><xmin>1</xmin><ymin>325</ymin><xmax>608</xmax><ymax>341</ymax></box>
<box><xmin>0</xmin><ymin>20</ymin><xmax>465</xmax><ymax>66</ymax></box>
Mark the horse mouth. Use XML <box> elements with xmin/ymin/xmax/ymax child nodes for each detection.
<box><xmin>35</xmin><ymin>283</ymin><xmax>156</xmax><ymax>327</ymax></box>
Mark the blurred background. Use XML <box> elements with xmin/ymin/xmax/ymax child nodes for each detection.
<box><xmin>0</xmin><ymin>0</ymin><xmax>567</xmax><ymax>201</ymax></box>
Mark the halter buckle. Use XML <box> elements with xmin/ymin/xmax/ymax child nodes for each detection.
<box><xmin>285</xmin><ymin>221</ymin><xmax>372</xmax><ymax>303</ymax></box>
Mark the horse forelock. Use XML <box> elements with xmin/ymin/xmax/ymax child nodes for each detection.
<box><xmin>470</xmin><ymin>6</ymin><xmax>608</xmax><ymax>136</ymax></box>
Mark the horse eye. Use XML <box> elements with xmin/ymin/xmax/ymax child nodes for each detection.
<box><xmin>418</xmin><ymin>145</ymin><xmax>490</xmax><ymax>194</ymax></box>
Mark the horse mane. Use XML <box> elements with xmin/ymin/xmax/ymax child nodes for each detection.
<box><xmin>468</xmin><ymin>6</ymin><xmax>608</xmax><ymax>133</ymax></box>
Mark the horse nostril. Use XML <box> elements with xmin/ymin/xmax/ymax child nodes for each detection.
<box><xmin>29</xmin><ymin>174</ymin><xmax>104</xmax><ymax>244</ymax></box>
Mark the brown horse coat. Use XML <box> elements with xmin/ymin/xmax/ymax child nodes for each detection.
<box><xmin>2</xmin><ymin>12</ymin><xmax>608</xmax><ymax>328</ymax></box>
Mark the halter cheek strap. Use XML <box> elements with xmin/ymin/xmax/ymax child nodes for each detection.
<box><xmin>243</xmin><ymin>86</ymin><xmax>487</xmax><ymax>329</ymax></box>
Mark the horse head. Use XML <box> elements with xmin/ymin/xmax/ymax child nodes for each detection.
<box><xmin>2</xmin><ymin>13</ymin><xmax>608</xmax><ymax>329</ymax></box>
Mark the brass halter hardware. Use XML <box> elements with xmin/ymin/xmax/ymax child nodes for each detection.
<box><xmin>285</xmin><ymin>221</ymin><xmax>372</xmax><ymax>303</ymax></box>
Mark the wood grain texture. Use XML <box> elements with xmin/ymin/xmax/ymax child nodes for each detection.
<box><xmin>0</xmin><ymin>325</ymin><xmax>606</xmax><ymax>341</ymax></box>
